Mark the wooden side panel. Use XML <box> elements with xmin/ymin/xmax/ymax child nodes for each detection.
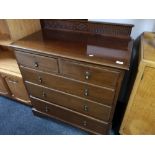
<box><xmin>120</xmin><ymin>66</ymin><xmax>155</xmax><ymax>134</ymax></box>
<box><xmin>0</xmin><ymin>20</ymin><xmax>10</xmax><ymax>36</ymax></box>
<box><xmin>0</xmin><ymin>20</ymin><xmax>11</xmax><ymax>45</ymax></box>
<box><xmin>143</xmin><ymin>32</ymin><xmax>155</xmax><ymax>62</ymax></box>
<box><xmin>6</xmin><ymin>19</ymin><xmax>41</xmax><ymax>41</ymax></box>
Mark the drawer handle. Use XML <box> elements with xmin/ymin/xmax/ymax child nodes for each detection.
<box><xmin>85</xmin><ymin>71</ymin><xmax>90</xmax><ymax>80</ymax></box>
<box><xmin>38</xmin><ymin>77</ymin><xmax>42</xmax><ymax>83</ymax></box>
<box><xmin>34</xmin><ymin>62</ymin><xmax>39</xmax><ymax>67</ymax></box>
<box><xmin>45</xmin><ymin>106</ymin><xmax>48</xmax><ymax>112</ymax></box>
<box><xmin>42</xmin><ymin>92</ymin><xmax>46</xmax><ymax>97</ymax></box>
<box><xmin>84</xmin><ymin>105</ymin><xmax>88</xmax><ymax>112</ymax></box>
<box><xmin>83</xmin><ymin>121</ymin><xmax>87</xmax><ymax>127</ymax></box>
<box><xmin>84</xmin><ymin>89</ymin><xmax>89</xmax><ymax>96</ymax></box>
<box><xmin>7</xmin><ymin>80</ymin><xmax>18</xmax><ymax>84</ymax></box>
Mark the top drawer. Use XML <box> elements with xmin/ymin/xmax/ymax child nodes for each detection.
<box><xmin>15</xmin><ymin>51</ymin><xmax>59</xmax><ymax>74</ymax></box>
<box><xmin>59</xmin><ymin>59</ymin><xmax>120</xmax><ymax>88</ymax></box>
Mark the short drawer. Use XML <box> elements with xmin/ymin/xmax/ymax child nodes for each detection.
<box><xmin>3</xmin><ymin>73</ymin><xmax>30</xmax><ymax>104</ymax></box>
<box><xmin>21</xmin><ymin>67</ymin><xmax>115</xmax><ymax>106</ymax></box>
<box><xmin>31</xmin><ymin>96</ymin><xmax>110</xmax><ymax>134</ymax></box>
<box><xmin>26</xmin><ymin>82</ymin><xmax>112</xmax><ymax>121</ymax></box>
<box><xmin>0</xmin><ymin>74</ymin><xmax>10</xmax><ymax>96</ymax></box>
<box><xmin>15</xmin><ymin>51</ymin><xmax>58</xmax><ymax>74</ymax></box>
<box><xmin>59</xmin><ymin>59</ymin><xmax>120</xmax><ymax>88</ymax></box>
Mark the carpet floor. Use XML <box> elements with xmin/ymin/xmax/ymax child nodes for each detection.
<box><xmin>0</xmin><ymin>96</ymin><xmax>89</xmax><ymax>135</ymax></box>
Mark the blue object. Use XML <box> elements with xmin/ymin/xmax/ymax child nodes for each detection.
<box><xmin>0</xmin><ymin>96</ymin><xmax>88</xmax><ymax>135</ymax></box>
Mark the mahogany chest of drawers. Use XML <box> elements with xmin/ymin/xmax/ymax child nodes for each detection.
<box><xmin>11</xmin><ymin>20</ymin><xmax>134</xmax><ymax>134</ymax></box>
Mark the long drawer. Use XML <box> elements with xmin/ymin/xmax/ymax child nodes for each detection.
<box><xmin>26</xmin><ymin>82</ymin><xmax>112</xmax><ymax>121</ymax></box>
<box><xmin>15</xmin><ymin>51</ymin><xmax>59</xmax><ymax>74</ymax></box>
<box><xmin>59</xmin><ymin>59</ymin><xmax>120</xmax><ymax>88</ymax></box>
<box><xmin>31</xmin><ymin>96</ymin><xmax>110</xmax><ymax>134</ymax></box>
<box><xmin>20</xmin><ymin>66</ymin><xmax>115</xmax><ymax>106</ymax></box>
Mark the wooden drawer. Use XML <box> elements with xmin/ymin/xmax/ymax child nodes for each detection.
<box><xmin>5</xmin><ymin>74</ymin><xmax>30</xmax><ymax>104</ymax></box>
<box><xmin>59</xmin><ymin>59</ymin><xmax>120</xmax><ymax>88</ymax></box>
<box><xmin>26</xmin><ymin>82</ymin><xmax>112</xmax><ymax>121</ymax></box>
<box><xmin>0</xmin><ymin>74</ymin><xmax>10</xmax><ymax>96</ymax></box>
<box><xmin>31</xmin><ymin>96</ymin><xmax>109</xmax><ymax>134</ymax></box>
<box><xmin>21</xmin><ymin>67</ymin><xmax>115</xmax><ymax>106</ymax></box>
<box><xmin>15</xmin><ymin>51</ymin><xmax>59</xmax><ymax>74</ymax></box>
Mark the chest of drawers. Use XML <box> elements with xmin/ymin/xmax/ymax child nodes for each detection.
<box><xmin>11</xmin><ymin>20</ymin><xmax>133</xmax><ymax>134</ymax></box>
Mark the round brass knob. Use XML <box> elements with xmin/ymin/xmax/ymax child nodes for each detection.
<box><xmin>85</xmin><ymin>71</ymin><xmax>90</xmax><ymax>80</ymax></box>
<box><xmin>84</xmin><ymin>89</ymin><xmax>89</xmax><ymax>96</ymax></box>
<box><xmin>38</xmin><ymin>77</ymin><xmax>42</xmax><ymax>83</ymax></box>
<box><xmin>42</xmin><ymin>92</ymin><xmax>46</xmax><ymax>97</ymax></box>
<box><xmin>84</xmin><ymin>105</ymin><xmax>88</xmax><ymax>112</ymax></box>
<box><xmin>34</xmin><ymin>62</ymin><xmax>39</xmax><ymax>67</ymax></box>
<box><xmin>83</xmin><ymin>121</ymin><xmax>87</xmax><ymax>126</ymax></box>
<box><xmin>45</xmin><ymin>106</ymin><xmax>48</xmax><ymax>112</ymax></box>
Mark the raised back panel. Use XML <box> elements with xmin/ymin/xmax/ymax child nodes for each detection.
<box><xmin>40</xmin><ymin>19</ymin><xmax>134</xmax><ymax>39</ymax></box>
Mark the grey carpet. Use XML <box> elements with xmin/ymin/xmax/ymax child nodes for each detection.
<box><xmin>0</xmin><ymin>96</ymin><xmax>88</xmax><ymax>135</ymax></box>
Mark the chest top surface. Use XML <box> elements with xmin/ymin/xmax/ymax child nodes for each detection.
<box><xmin>10</xmin><ymin>20</ymin><xmax>134</xmax><ymax>70</ymax></box>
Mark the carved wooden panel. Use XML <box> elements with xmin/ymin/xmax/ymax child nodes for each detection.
<box><xmin>41</xmin><ymin>19</ymin><xmax>133</xmax><ymax>38</ymax></box>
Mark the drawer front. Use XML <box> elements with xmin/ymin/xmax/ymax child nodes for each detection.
<box><xmin>0</xmin><ymin>75</ymin><xmax>10</xmax><ymax>96</ymax></box>
<box><xmin>21</xmin><ymin>67</ymin><xmax>115</xmax><ymax>106</ymax></box>
<box><xmin>31</xmin><ymin>96</ymin><xmax>109</xmax><ymax>134</ymax></box>
<box><xmin>26</xmin><ymin>82</ymin><xmax>111</xmax><ymax>121</ymax></box>
<box><xmin>59</xmin><ymin>59</ymin><xmax>120</xmax><ymax>88</ymax></box>
<box><xmin>5</xmin><ymin>75</ymin><xmax>30</xmax><ymax>104</ymax></box>
<box><xmin>15</xmin><ymin>51</ymin><xmax>59</xmax><ymax>74</ymax></box>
